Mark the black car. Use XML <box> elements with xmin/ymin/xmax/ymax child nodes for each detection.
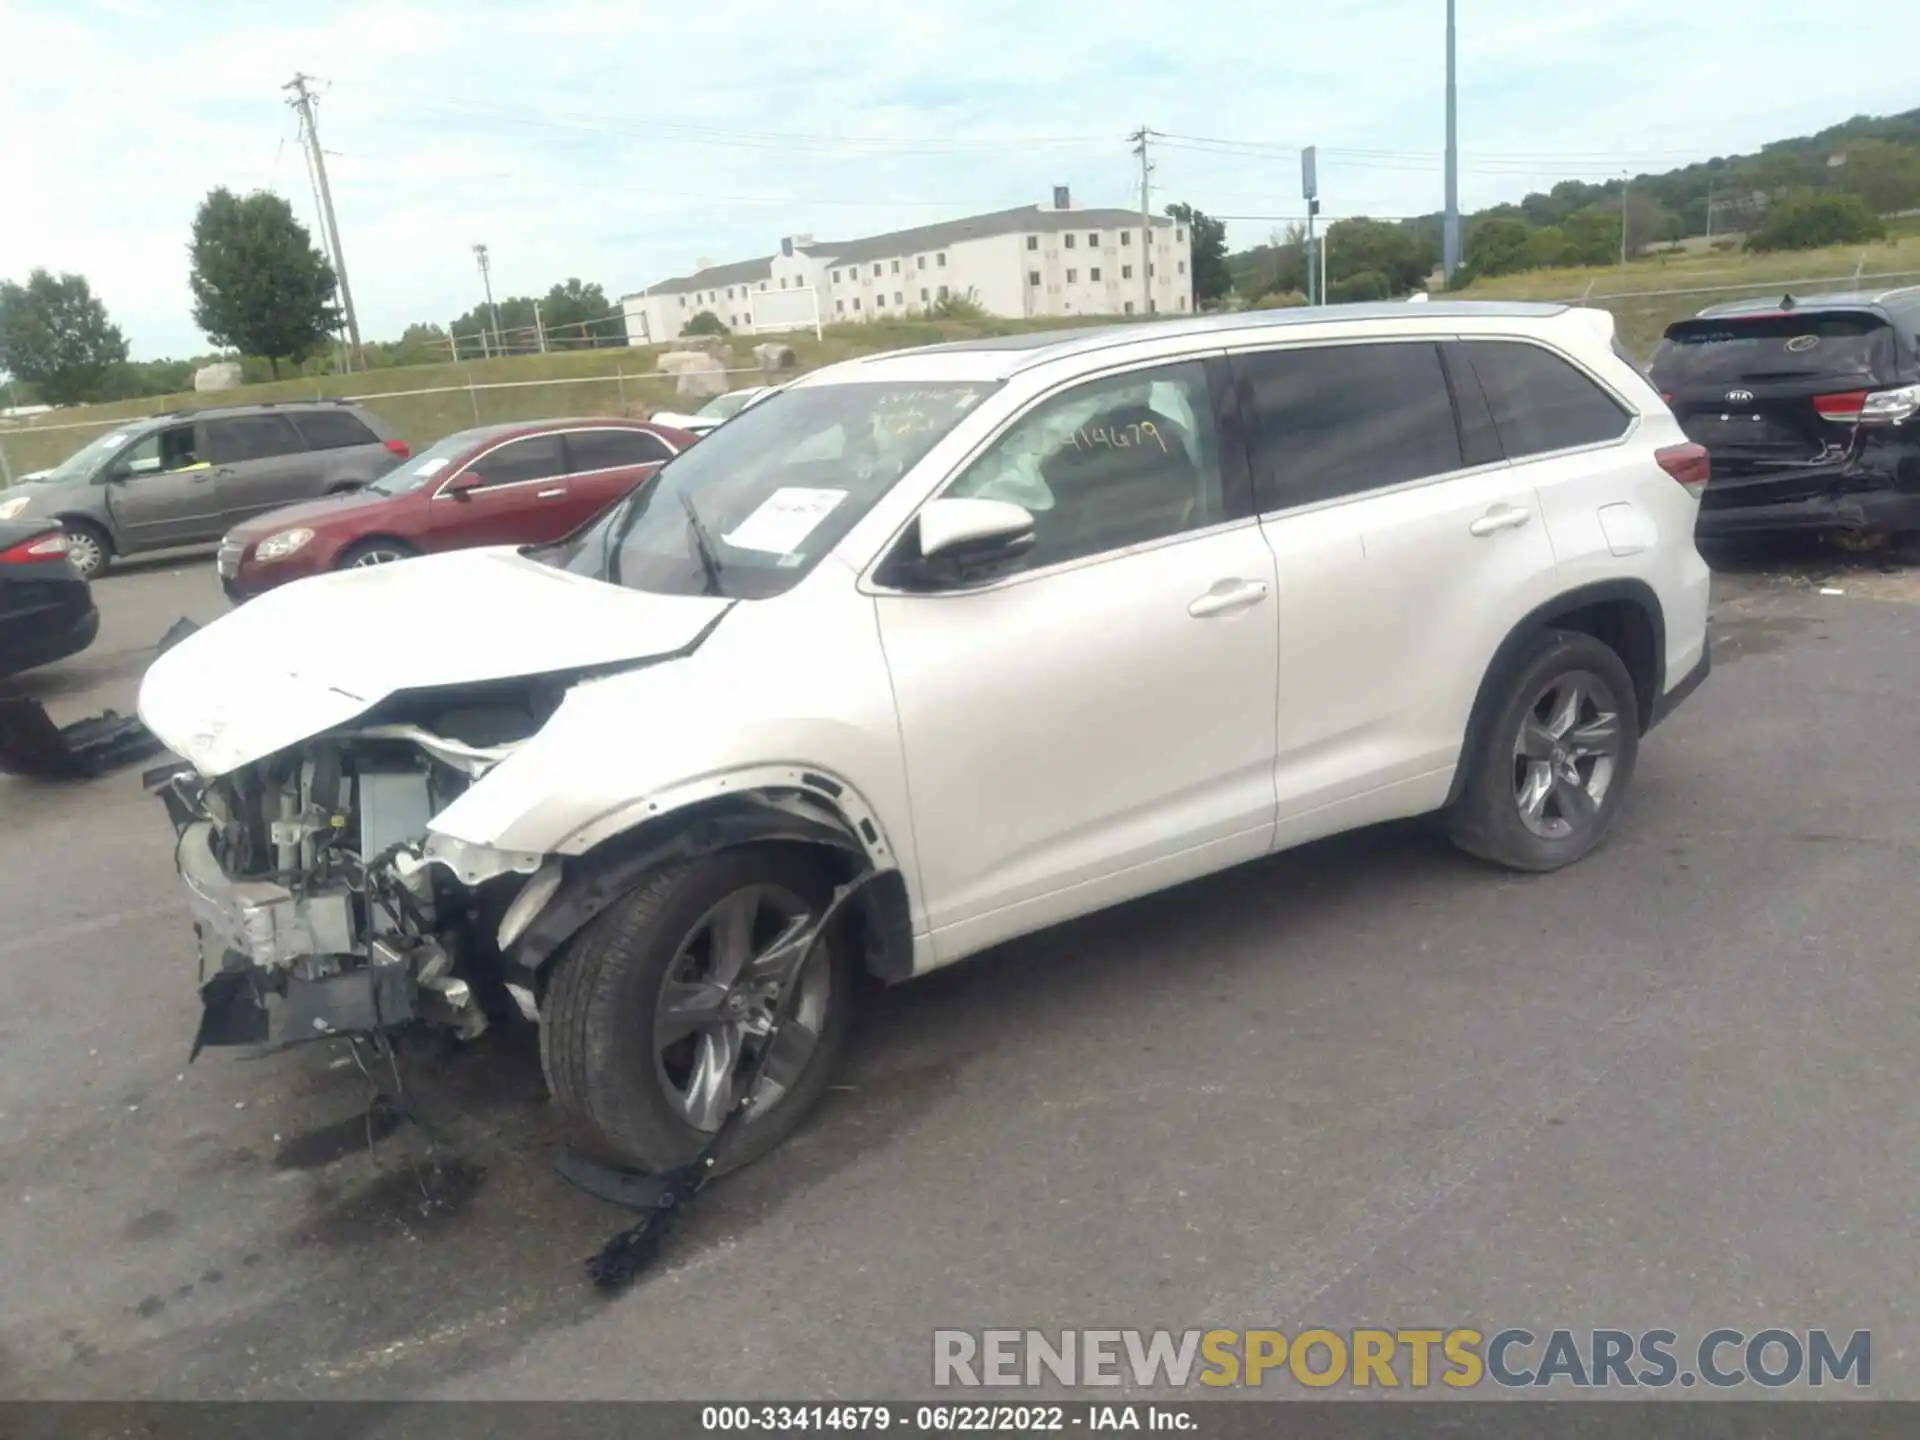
<box><xmin>1648</xmin><ymin>287</ymin><xmax>1920</xmax><ymax>539</ymax></box>
<box><xmin>0</xmin><ymin>519</ymin><xmax>99</xmax><ymax>679</ymax></box>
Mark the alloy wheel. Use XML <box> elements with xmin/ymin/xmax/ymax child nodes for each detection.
<box><xmin>63</xmin><ymin>528</ymin><xmax>104</xmax><ymax>578</ymax></box>
<box><xmin>652</xmin><ymin>884</ymin><xmax>830</xmax><ymax>1132</ymax></box>
<box><xmin>1511</xmin><ymin>669</ymin><xmax>1624</xmax><ymax>841</ymax></box>
<box><xmin>352</xmin><ymin>547</ymin><xmax>405</xmax><ymax>567</ymax></box>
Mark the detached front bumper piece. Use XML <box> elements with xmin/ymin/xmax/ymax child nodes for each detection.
<box><xmin>0</xmin><ymin>693</ymin><xmax>163</xmax><ymax>779</ymax></box>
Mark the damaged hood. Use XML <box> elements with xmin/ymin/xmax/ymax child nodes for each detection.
<box><xmin>139</xmin><ymin>547</ymin><xmax>733</xmax><ymax>776</ymax></box>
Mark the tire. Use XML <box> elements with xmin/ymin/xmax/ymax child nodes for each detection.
<box><xmin>1445</xmin><ymin>629</ymin><xmax>1640</xmax><ymax>873</ymax></box>
<box><xmin>336</xmin><ymin>537</ymin><xmax>416</xmax><ymax>569</ymax></box>
<box><xmin>540</xmin><ymin>846</ymin><xmax>851</xmax><ymax>1176</ymax></box>
<box><xmin>60</xmin><ymin>520</ymin><xmax>111</xmax><ymax>580</ymax></box>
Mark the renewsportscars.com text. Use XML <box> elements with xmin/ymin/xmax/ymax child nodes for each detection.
<box><xmin>932</xmin><ymin>1327</ymin><xmax>1871</xmax><ymax>1390</ymax></box>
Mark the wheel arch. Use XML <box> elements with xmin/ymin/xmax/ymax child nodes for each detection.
<box><xmin>1443</xmin><ymin>579</ymin><xmax>1665</xmax><ymax>810</ymax></box>
<box><xmin>53</xmin><ymin>511</ymin><xmax>116</xmax><ymax>553</ymax></box>
<box><xmin>334</xmin><ymin>533</ymin><xmax>418</xmax><ymax>565</ymax></box>
<box><xmin>503</xmin><ymin>776</ymin><xmax>914</xmax><ymax>993</ymax></box>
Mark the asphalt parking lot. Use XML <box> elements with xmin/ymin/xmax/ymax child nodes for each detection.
<box><xmin>3</xmin><ymin>542</ymin><xmax>1919</xmax><ymax>1402</ymax></box>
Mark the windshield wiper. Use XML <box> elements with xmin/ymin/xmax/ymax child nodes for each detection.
<box><xmin>679</xmin><ymin>493</ymin><xmax>725</xmax><ymax>596</ymax></box>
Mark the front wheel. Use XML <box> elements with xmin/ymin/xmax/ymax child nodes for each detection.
<box><xmin>540</xmin><ymin>846</ymin><xmax>851</xmax><ymax>1175</ymax></box>
<box><xmin>61</xmin><ymin>521</ymin><xmax>111</xmax><ymax>580</ymax></box>
<box><xmin>1446</xmin><ymin>630</ymin><xmax>1640</xmax><ymax>872</ymax></box>
<box><xmin>336</xmin><ymin>538</ymin><xmax>416</xmax><ymax>569</ymax></box>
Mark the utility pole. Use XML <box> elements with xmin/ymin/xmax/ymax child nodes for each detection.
<box><xmin>284</xmin><ymin>74</ymin><xmax>362</xmax><ymax>371</ymax></box>
<box><xmin>1619</xmin><ymin>172</ymin><xmax>1630</xmax><ymax>268</ymax></box>
<box><xmin>1302</xmin><ymin>146</ymin><xmax>1320</xmax><ymax>305</ymax></box>
<box><xmin>534</xmin><ymin>299</ymin><xmax>549</xmax><ymax>354</ymax></box>
<box><xmin>1442</xmin><ymin>0</ymin><xmax>1461</xmax><ymax>284</ymax></box>
<box><xmin>1131</xmin><ymin>126</ymin><xmax>1153</xmax><ymax>316</ymax></box>
<box><xmin>473</xmin><ymin>244</ymin><xmax>501</xmax><ymax>354</ymax></box>
<box><xmin>1704</xmin><ymin>184</ymin><xmax>1716</xmax><ymax>245</ymax></box>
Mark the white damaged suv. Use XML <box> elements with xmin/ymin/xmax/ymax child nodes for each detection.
<box><xmin>140</xmin><ymin>302</ymin><xmax>1712</xmax><ymax>1176</ymax></box>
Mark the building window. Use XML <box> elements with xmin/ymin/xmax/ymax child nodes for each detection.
<box><xmin>836</xmin><ymin>299</ymin><xmax>845</xmax><ymax>313</ymax></box>
<box><xmin>1029</xmin><ymin>270</ymin><xmax>1041</xmax><ymax>286</ymax></box>
<box><xmin>894</xmin><ymin>292</ymin><xmax>903</xmax><ymax>305</ymax></box>
<box><xmin>1125</xmin><ymin>300</ymin><xmax>1135</xmax><ymax>314</ymax></box>
<box><xmin>1150</xmin><ymin>299</ymin><xmax>1158</xmax><ymax>313</ymax></box>
<box><xmin>877</xmin><ymin>294</ymin><xmax>886</xmax><ymax>308</ymax></box>
<box><xmin>832</xmin><ymin>270</ymin><xmax>840</xmax><ymax>282</ymax></box>
<box><xmin>759</xmin><ymin>282</ymin><xmax>768</xmax><ymax>291</ymax></box>
<box><xmin>1066</xmin><ymin>268</ymin><xmax>1077</xmax><ymax>283</ymax></box>
<box><xmin>1178</xmin><ymin>261</ymin><xmax>1186</xmax><ymax>274</ymax></box>
<box><xmin>1027</xmin><ymin>236</ymin><xmax>1038</xmax><ymax>251</ymax></box>
<box><xmin>917</xmin><ymin>255</ymin><xmax>927</xmax><ymax>270</ymax></box>
<box><xmin>1121</xmin><ymin>231</ymin><xmax>1133</xmax><ymax>246</ymax></box>
<box><xmin>1088</xmin><ymin>233</ymin><xmax>1099</xmax><ymax>247</ymax></box>
<box><xmin>678</xmin><ymin>296</ymin><xmax>687</xmax><ymax>308</ymax></box>
<box><xmin>1090</xmin><ymin>267</ymin><xmax>1102</xmax><ymax>282</ymax></box>
<box><xmin>920</xmin><ymin>288</ymin><xmax>929</xmax><ymax>301</ymax></box>
<box><xmin>1150</xmin><ymin>264</ymin><xmax>1156</xmax><ymax>277</ymax></box>
<box><xmin>891</xmin><ymin>259</ymin><xmax>900</xmax><ymax>273</ymax></box>
<box><xmin>853</xmin><ymin>297</ymin><xmax>861</xmax><ymax>310</ymax></box>
<box><xmin>743</xmin><ymin>311</ymin><xmax>752</xmax><ymax>324</ymax></box>
<box><xmin>938</xmin><ymin>285</ymin><xmax>950</xmax><ymax>299</ymax></box>
<box><xmin>1178</xmin><ymin>296</ymin><xmax>1188</xmax><ymax>311</ymax></box>
<box><xmin>1122</xmin><ymin>264</ymin><xmax>1133</xmax><ymax>280</ymax></box>
<box><xmin>873</xmin><ymin>263</ymin><xmax>883</xmax><ymax>277</ymax></box>
<box><xmin>1176</xmin><ymin>228</ymin><xmax>1186</xmax><ymax>241</ymax></box>
<box><xmin>937</xmin><ymin>253</ymin><xmax>947</xmax><ymax>267</ymax></box>
<box><xmin>1064</xmin><ymin>234</ymin><xmax>1076</xmax><ymax>249</ymax></box>
<box><xmin>726</xmin><ymin>287</ymin><xmax>734</xmax><ymax>299</ymax></box>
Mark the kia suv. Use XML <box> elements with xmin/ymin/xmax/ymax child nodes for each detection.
<box><xmin>139</xmin><ymin>302</ymin><xmax>1711</xmax><ymax>1179</ymax></box>
<box><xmin>1649</xmin><ymin>287</ymin><xmax>1920</xmax><ymax>540</ymax></box>
<box><xmin>0</xmin><ymin>400</ymin><xmax>409</xmax><ymax>577</ymax></box>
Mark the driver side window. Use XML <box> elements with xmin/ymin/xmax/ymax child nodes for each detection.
<box><xmin>944</xmin><ymin>361</ymin><xmax>1226</xmax><ymax>574</ymax></box>
<box><xmin>117</xmin><ymin>424</ymin><xmax>200</xmax><ymax>477</ymax></box>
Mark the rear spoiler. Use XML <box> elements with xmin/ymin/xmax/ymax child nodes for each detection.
<box><xmin>1561</xmin><ymin>305</ymin><xmax>1619</xmax><ymax>348</ymax></box>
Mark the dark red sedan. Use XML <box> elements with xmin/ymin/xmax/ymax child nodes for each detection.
<box><xmin>216</xmin><ymin>417</ymin><xmax>693</xmax><ymax>599</ymax></box>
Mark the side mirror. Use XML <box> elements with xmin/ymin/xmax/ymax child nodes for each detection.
<box><xmin>444</xmin><ymin>472</ymin><xmax>480</xmax><ymax>499</ymax></box>
<box><xmin>886</xmin><ymin>497</ymin><xmax>1036</xmax><ymax>590</ymax></box>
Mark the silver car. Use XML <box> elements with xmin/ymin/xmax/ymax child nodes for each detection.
<box><xmin>0</xmin><ymin>401</ymin><xmax>409</xmax><ymax>577</ymax></box>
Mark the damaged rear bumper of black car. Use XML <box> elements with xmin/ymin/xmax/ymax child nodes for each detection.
<box><xmin>1695</xmin><ymin>486</ymin><xmax>1920</xmax><ymax>539</ymax></box>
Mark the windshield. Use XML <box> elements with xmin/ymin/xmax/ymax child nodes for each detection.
<box><xmin>697</xmin><ymin>390</ymin><xmax>758</xmax><ymax>420</ymax></box>
<box><xmin>547</xmin><ymin>380</ymin><xmax>998</xmax><ymax>599</ymax></box>
<box><xmin>1651</xmin><ymin>312</ymin><xmax>1896</xmax><ymax>389</ymax></box>
<box><xmin>40</xmin><ymin>427</ymin><xmax>141</xmax><ymax>484</ymax></box>
<box><xmin>365</xmin><ymin>431</ymin><xmax>484</xmax><ymax>496</ymax></box>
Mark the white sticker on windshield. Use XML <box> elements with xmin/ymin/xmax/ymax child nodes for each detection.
<box><xmin>721</xmin><ymin>487</ymin><xmax>848</xmax><ymax>555</ymax></box>
<box><xmin>417</xmin><ymin>456</ymin><xmax>452</xmax><ymax>477</ymax></box>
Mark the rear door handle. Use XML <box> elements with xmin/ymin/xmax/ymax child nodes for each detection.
<box><xmin>1188</xmin><ymin>578</ymin><xmax>1270</xmax><ymax>618</ymax></box>
<box><xmin>1469</xmin><ymin>505</ymin><xmax>1531</xmax><ymax>537</ymax></box>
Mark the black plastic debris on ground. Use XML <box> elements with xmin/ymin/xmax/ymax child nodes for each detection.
<box><xmin>156</xmin><ymin>615</ymin><xmax>199</xmax><ymax>656</ymax></box>
<box><xmin>0</xmin><ymin>694</ymin><xmax>165</xmax><ymax>779</ymax></box>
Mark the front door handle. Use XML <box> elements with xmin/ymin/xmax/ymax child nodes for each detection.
<box><xmin>536</xmin><ymin>487</ymin><xmax>566</xmax><ymax>499</ymax></box>
<box><xmin>1188</xmin><ymin>578</ymin><xmax>1271</xmax><ymax>618</ymax></box>
<box><xmin>1469</xmin><ymin>505</ymin><xmax>1531</xmax><ymax>537</ymax></box>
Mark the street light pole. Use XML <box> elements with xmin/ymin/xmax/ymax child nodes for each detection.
<box><xmin>473</xmin><ymin>243</ymin><xmax>501</xmax><ymax>354</ymax></box>
<box><xmin>1442</xmin><ymin>0</ymin><xmax>1460</xmax><ymax>284</ymax></box>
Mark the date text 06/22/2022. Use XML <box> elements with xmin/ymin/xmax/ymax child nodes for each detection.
<box><xmin>930</xmin><ymin>1327</ymin><xmax>1872</xmax><ymax>1390</ymax></box>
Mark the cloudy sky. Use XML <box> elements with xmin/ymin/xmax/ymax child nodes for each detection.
<box><xmin>4</xmin><ymin>0</ymin><xmax>1917</xmax><ymax>359</ymax></box>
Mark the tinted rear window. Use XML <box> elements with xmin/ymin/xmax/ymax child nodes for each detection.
<box><xmin>1458</xmin><ymin>340</ymin><xmax>1631</xmax><ymax>459</ymax></box>
<box><xmin>205</xmin><ymin>414</ymin><xmax>305</xmax><ymax>463</ymax></box>
<box><xmin>292</xmin><ymin>409</ymin><xmax>379</xmax><ymax>450</ymax></box>
<box><xmin>1235</xmin><ymin>341</ymin><xmax>1462</xmax><ymax>510</ymax></box>
<box><xmin>1651</xmin><ymin>313</ymin><xmax>1896</xmax><ymax>389</ymax></box>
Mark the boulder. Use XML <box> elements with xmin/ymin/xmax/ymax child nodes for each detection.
<box><xmin>754</xmin><ymin>342</ymin><xmax>798</xmax><ymax>375</ymax></box>
<box><xmin>193</xmin><ymin>362</ymin><xmax>244</xmax><ymax>392</ymax></box>
<box><xmin>657</xmin><ymin>350</ymin><xmax>728</xmax><ymax>401</ymax></box>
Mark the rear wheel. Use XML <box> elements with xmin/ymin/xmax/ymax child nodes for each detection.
<box><xmin>336</xmin><ymin>538</ymin><xmax>416</xmax><ymax>569</ymax></box>
<box><xmin>540</xmin><ymin>846</ymin><xmax>851</xmax><ymax>1175</ymax></box>
<box><xmin>1446</xmin><ymin>630</ymin><xmax>1640</xmax><ymax>872</ymax></box>
<box><xmin>60</xmin><ymin>521</ymin><xmax>111</xmax><ymax>579</ymax></box>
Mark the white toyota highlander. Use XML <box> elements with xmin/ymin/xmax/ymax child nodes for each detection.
<box><xmin>139</xmin><ymin>301</ymin><xmax>1712</xmax><ymax>1177</ymax></box>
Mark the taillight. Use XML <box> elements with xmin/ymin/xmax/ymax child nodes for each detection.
<box><xmin>1812</xmin><ymin>391</ymin><xmax>1870</xmax><ymax>423</ymax></box>
<box><xmin>1655</xmin><ymin>442</ymin><xmax>1710</xmax><ymax>497</ymax></box>
<box><xmin>1860</xmin><ymin>383</ymin><xmax>1920</xmax><ymax>425</ymax></box>
<box><xmin>0</xmin><ymin>531</ymin><xmax>71</xmax><ymax>564</ymax></box>
<box><xmin>384</xmin><ymin>439</ymin><xmax>412</xmax><ymax>458</ymax></box>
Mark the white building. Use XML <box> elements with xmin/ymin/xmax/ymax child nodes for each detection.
<box><xmin>621</xmin><ymin>187</ymin><xmax>1194</xmax><ymax>344</ymax></box>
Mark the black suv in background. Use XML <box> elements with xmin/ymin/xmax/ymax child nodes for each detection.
<box><xmin>1648</xmin><ymin>287</ymin><xmax>1920</xmax><ymax>540</ymax></box>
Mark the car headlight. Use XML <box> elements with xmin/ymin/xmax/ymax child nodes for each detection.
<box><xmin>254</xmin><ymin>528</ymin><xmax>315</xmax><ymax>562</ymax></box>
<box><xmin>0</xmin><ymin>496</ymin><xmax>31</xmax><ymax>520</ymax></box>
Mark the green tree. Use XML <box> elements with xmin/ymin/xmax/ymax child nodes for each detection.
<box><xmin>1467</xmin><ymin>217</ymin><xmax>1534</xmax><ymax>277</ymax></box>
<box><xmin>0</xmin><ymin>269</ymin><xmax>130</xmax><ymax>405</ymax></box>
<box><xmin>1164</xmin><ymin>202</ymin><xmax>1231</xmax><ymax>305</ymax></box>
<box><xmin>1829</xmin><ymin>140</ymin><xmax>1920</xmax><ymax>214</ymax></box>
<box><xmin>188</xmin><ymin>188</ymin><xmax>339</xmax><ymax>377</ymax></box>
<box><xmin>1327</xmin><ymin>270</ymin><xmax>1391</xmax><ymax>304</ymax></box>
<box><xmin>1527</xmin><ymin>226</ymin><xmax>1569</xmax><ymax>269</ymax></box>
<box><xmin>1560</xmin><ymin>208</ymin><xmax>1623</xmax><ymax>266</ymax></box>
<box><xmin>683</xmin><ymin>309</ymin><xmax>729</xmax><ymax>336</ymax></box>
<box><xmin>1325</xmin><ymin>216</ymin><xmax>1438</xmax><ymax>292</ymax></box>
<box><xmin>930</xmin><ymin>288</ymin><xmax>988</xmax><ymax>320</ymax></box>
<box><xmin>1749</xmin><ymin>192</ymin><xmax>1886</xmax><ymax>252</ymax></box>
<box><xmin>539</xmin><ymin>278</ymin><xmax>627</xmax><ymax>347</ymax></box>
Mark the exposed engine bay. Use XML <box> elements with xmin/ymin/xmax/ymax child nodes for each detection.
<box><xmin>147</xmin><ymin>682</ymin><xmax>564</xmax><ymax>1057</ymax></box>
